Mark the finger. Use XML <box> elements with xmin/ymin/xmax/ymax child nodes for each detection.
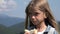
<box><xmin>24</xmin><ymin>32</ymin><xmax>30</xmax><ymax>34</ymax></box>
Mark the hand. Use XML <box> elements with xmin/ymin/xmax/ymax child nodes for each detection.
<box><xmin>30</xmin><ymin>29</ymin><xmax>37</xmax><ymax>34</ymax></box>
<box><xmin>24</xmin><ymin>29</ymin><xmax>37</xmax><ymax>34</ymax></box>
<box><xmin>24</xmin><ymin>29</ymin><xmax>30</xmax><ymax>34</ymax></box>
<box><xmin>24</xmin><ymin>31</ymin><xmax>30</xmax><ymax>34</ymax></box>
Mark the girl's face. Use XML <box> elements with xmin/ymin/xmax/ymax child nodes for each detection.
<box><xmin>28</xmin><ymin>9</ymin><xmax>47</xmax><ymax>25</ymax></box>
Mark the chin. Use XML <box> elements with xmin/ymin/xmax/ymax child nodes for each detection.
<box><xmin>33</xmin><ymin>23</ymin><xmax>38</xmax><ymax>25</ymax></box>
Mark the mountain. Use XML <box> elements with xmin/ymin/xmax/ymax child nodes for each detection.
<box><xmin>8</xmin><ymin>22</ymin><xmax>25</xmax><ymax>34</ymax></box>
<box><xmin>0</xmin><ymin>14</ymin><xmax>25</xmax><ymax>27</ymax></box>
<box><xmin>0</xmin><ymin>22</ymin><xmax>25</xmax><ymax>34</ymax></box>
<box><xmin>0</xmin><ymin>24</ymin><xmax>17</xmax><ymax>34</ymax></box>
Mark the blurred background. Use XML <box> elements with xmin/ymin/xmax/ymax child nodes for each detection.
<box><xmin>0</xmin><ymin>0</ymin><xmax>60</xmax><ymax>34</ymax></box>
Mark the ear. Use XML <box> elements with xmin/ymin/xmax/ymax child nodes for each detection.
<box><xmin>44</xmin><ymin>13</ymin><xmax>47</xmax><ymax>18</ymax></box>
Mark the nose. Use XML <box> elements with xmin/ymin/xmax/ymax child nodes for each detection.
<box><xmin>31</xmin><ymin>16</ymin><xmax>35</xmax><ymax>19</ymax></box>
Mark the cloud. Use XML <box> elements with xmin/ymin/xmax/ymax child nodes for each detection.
<box><xmin>0</xmin><ymin>0</ymin><xmax>17</xmax><ymax>11</ymax></box>
<box><xmin>24</xmin><ymin>0</ymin><xmax>31</xmax><ymax>5</ymax></box>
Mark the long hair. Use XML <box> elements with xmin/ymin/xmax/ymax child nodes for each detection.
<box><xmin>25</xmin><ymin>0</ymin><xmax>58</xmax><ymax>31</ymax></box>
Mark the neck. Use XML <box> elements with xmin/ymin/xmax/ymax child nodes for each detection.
<box><xmin>36</xmin><ymin>21</ymin><xmax>47</xmax><ymax>32</ymax></box>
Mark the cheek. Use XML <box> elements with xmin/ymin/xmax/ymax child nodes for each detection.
<box><xmin>36</xmin><ymin>15</ymin><xmax>44</xmax><ymax>20</ymax></box>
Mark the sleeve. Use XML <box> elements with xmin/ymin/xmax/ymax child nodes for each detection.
<box><xmin>48</xmin><ymin>26</ymin><xmax>58</xmax><ymax>34</ymax></box>
<box><xmin>53</xmin><ymin>30</ymin><xmax>58</xmax><ymax>34</ymax></box>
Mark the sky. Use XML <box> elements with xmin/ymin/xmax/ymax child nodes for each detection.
<box><xmin>0</xmin><ymin>0</ymin><xmax>60</xmax><ymax>21</ymax></box>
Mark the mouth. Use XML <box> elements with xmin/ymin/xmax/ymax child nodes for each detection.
<box><xmin>31</xmin><ymin>20</ymin><xmax>40</xmax><ymax>25</ymax></box>
<box><xmin>32</xmin><ymin>21</ymin><xmax>38</xmax><ymax>24</ymax></box>
<box><xmin>32</xmin><ymin>20</ymin><xmax>36</xmax><ymax>22</ymax></box>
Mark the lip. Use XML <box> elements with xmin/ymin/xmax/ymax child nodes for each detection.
<box><xmin>32</xmin><ymin>20</ymin><xmax>36</xmax><ymax>22</ymax></box>
<box><xmin>31</xmin><ymin>20</ymin><xmax>37</xmax><ymax>22</ymax></box>
<box><xmin>31</xmin><ymin>20</ymin><xmax>36</xmax><ymax>21</ymax></box>
<box><xmin>31</xmin><ymin>20</ymin><xmax>36</xmax><ymax>22</ymax></box>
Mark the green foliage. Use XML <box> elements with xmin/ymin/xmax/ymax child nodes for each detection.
<box><xmin>0</xmin><ymin>25</ymin><xmax>16</xmax><ymax>34</ymax></box>
<box><xmin>0</xmin><ymin>22</ymin><xmax>24</xmax><ymax>34</ymax></box>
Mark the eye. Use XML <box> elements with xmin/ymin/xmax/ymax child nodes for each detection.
<box><xmin>28</xmin><ymin>13</ymin><xmax>32</xmax><ymax>16</ymax></box>
<box><xmin>28</xmin><ymin>12</ymin><xmax>40</xmax><ymax>16</ymax></box>
<box><xmin>34</xmin><ymin>13</ymin><xmax>40</xmax><ymax>16</ymax></box>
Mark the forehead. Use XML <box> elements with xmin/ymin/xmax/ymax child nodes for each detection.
<box><xmin>28</xmin><ymin>7</ymin><xmax>43</xmax><ymax>13</ymax></box>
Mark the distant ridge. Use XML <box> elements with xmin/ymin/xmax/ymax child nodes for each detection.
<box><xmin>0</xmin><ymin>14</ymin><xmax>25</xmax><ymax>27</ymax></box>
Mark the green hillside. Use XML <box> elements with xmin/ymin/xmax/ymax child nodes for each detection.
<box><xmin>0</xmin><ymin>22</ymin><xmax>24</xmax><ymax>34</ymax></box>
<box><xmin>8</xmin><ymin>22</ymin><xmax>24</xmax><ymax>34</ymax></box>
<box><xmin>0</xmin><ymin>24</ymin><xmax>16</xmax><ymax>34</ymax></box>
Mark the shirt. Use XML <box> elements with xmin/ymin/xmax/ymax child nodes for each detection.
<box><xmin>28</xmin><ymin>25</ymin><xmax>58</xmax><ymax>34</ymax></box>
